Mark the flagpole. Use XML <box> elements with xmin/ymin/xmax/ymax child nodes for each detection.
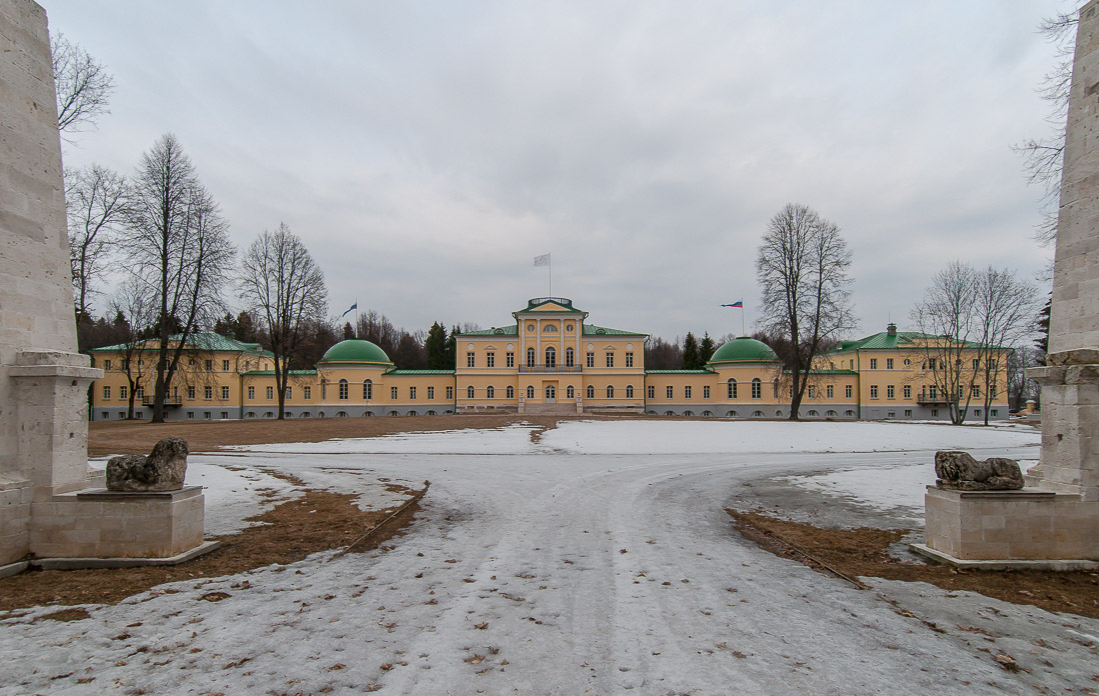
<box><xmin>549</xmin><ymin>257</ymin><xmax>552</xmax><ymax>297</ymax></box>
<box><xmin>355</xmin><ymin>298</ymin><xmax>359</xmax><ymax>339</ymax></box>
<box><xmin>741</xmin><ymin>306</ymin><xmax>745</xmax><ymax>337</ymax></box>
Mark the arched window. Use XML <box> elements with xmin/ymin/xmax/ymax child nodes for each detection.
<box><xmin>566</xmin><ymin>385</ymin><xmax>575</xmax><ymax>399</ymax></box>
<box><xmin>363</xmin><ymin>379</ymin><xmax>372</xmax><ymax>400</ymax></box>
<box><xmin>586</xmin><ymin>385</ymin><xmax>595</xmax><ymax>399</ymax></box>
<box><xmin>626</xmin><ymin>385</ymin><xmax>634</xmax><ymax>398</ymax></box>
<box><xmin>607</xmin><ymin>385</ymin><xmax>614</xmax><ymax>398</ymax></box>
<box><xmin>545</xmin><ymin>346</ymin><xmax>556</xmax><ymax>367</ymax></box>
<box><xmin>467</xmin><ymin>385</ymin><xmax>475</xmax><ymax>399</ymax></box>
<box><xmin>506</xmin><ymin>385</ymin><xmax>514</xmax><ymax>399</ymax></box>
<box><xmin>565</xmin><ymin>348</ymin><xmax>574</xmax><ymax>367</ymax></box>
<box><xmin>727</xmin><ymin>379</ymin><xmax>737</xmax><ymax>399</ymax></box>
<box><xmin>320</xmin><ymin>378</ymin><xmax>327</xmax><ymax>400</ymax></box>
<box><xmin>751</xmin><ymin>378</ymin><xmax>762</xmax><ymax>399</ymax></box>
<box><xmin>486</xmin><ymin>386</ymin><xmax>495</xmax><ymax>399</ymax></box>
<box><xmin>526</xmin><ymin>385</ymin><xmax>535</xmax><ymax>399</ymax></box>
<box><xmin>339</xmin><ymin>379</ymin><xmax>349</xmax><ymax>400</ymax></box>
<box><xmin>545</xmin><ymin>385</ymin><xmax>556</xmax><ymax>400</ymax></box>
<box><xmin>526</xmin><ymin>347</ymin><xmax>536</xmax><ymax>368</ymax></box>
<box><xmin>543</xmin><ymin>324</ymin><xmax>558</xmax><ymax>332</ymax></box>
<box><xmin>808</xmin><ymin>410</ymin><xmax>818</xmax><ymax>417</ymax></box>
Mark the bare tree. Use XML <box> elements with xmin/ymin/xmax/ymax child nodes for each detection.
<box><xmin>973</xmin><ymin>267</ymin><xmax>1041</xmax><ymax>424</ymax></box>
<box><xmin>756</xmin><ymin>203</ymin><xmax>856</xmax><ymax>420</ymax></box>
<box><xmin>109</xmin><ymin>277</ymin><xmax>156</xmax><ymax>419</ymax></box>
<box><xmin>909</xmin><ymin>262</ymin><xmax>980</xmax><ymax>425</ymax></box>
<box><xmin>51</xmin><ymin>32</ymin><xmax>115</xmax><ymax>136</ymax></box>
<box><xmin>910</xmin><ymin>263</ymin><xmax>1038</xmax><ymax>425</ymax></box>
<box><xmin>239</xmin><ymin>223</ymin><xmax>328</xmax><ymax>419</ymax></box>
<box><xmin>65</xmin><ymin>164</ymin><xmax>130</xmax><ymax>318</ymax></box>
<box><xmin>1016</xmin><ymin>11</ymin><xmax>1078</xmax><ymax>246</ymax></box>
<box><xmin>125</xmin><ymin>134</ymin><xmax>235</xmax><ymax>422</ymax></box>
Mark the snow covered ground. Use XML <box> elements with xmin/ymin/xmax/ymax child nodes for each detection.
<box><xmin>7</xmin><ymin>420</ymin><xmax>1090</xmax><ymax>696</ymax></box>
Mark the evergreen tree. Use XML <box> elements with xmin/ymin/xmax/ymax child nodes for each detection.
<box><xmin>1036</xmin><ymin>294</ymin><xmax>1051</xmax><ymax>363</ymax></box>
<box><xmin>444</xmin><ymin>326</ymin><xmax>459</xmax><ymax>368</ymax></box>
<box><xmin>425</xmin><ymin>321</ymin><xmax>449</xmax><ymax>369</ymax></box>
<box><xmin>343</xmin><ymin>322</ymin><xmax>354</xmax><ymax>340</ymax></box>
<box><xmin>699</xmin><ymin>332</ymin><xmax>716</xmax><ymax>364</ymax></box>
<box><xmin>682</xmin><ymin>332</ymin><xmax>701</xmax><ymax>369</ymax></box>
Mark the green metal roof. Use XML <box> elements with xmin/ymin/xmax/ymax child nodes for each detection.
<box><xmin>707</xmin><ymin>337</ymin><xmax>779</xmax><ymax>364</ymax></box>
<box><xmin>582</xmin><ymin>324</ymin><xmax>646</xmax><ymax>337</ymax></box>
<box><xmin>645</xmin><ymin>369</ymin><xmax>716</xmax><ymax>374</ymax></box>
<box><xmin>90</xmin><ymin>332</ymin><xmax>273</xmax><ymax>357</ymax></box>
<box><xmin>514</xmin><ymin>297</ymin><xmax>585</xmax><ymax>313</ymax></box>
<box><xmin>319</xmin><ymin>339</ymin><xmax>393</xmax><ymax>365</ymax></box>
<box><xmin>385</xmin><ymin>369</ymin><xmax>456</xmax><ymax>375</ymax></box>
<box><xmin>803</xmin><ymin>369</ymin><xmax>858</xmax><ymax>375</ymax></box>
<box><xmin>243</xmin><ymin>369</ymin><xmax>317</xmax><ymax>376</ymax></box>
<box><xmin>830</xmin><ymin>328</ymin><xmax>998</xmax><ymax>353</ymax></box>
<box><xmin>459</xmin><ymin>325</ymin><xmax>520</xmax><ymax>337</ymax></box>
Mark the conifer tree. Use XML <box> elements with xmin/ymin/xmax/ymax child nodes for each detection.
<box><xmin>425</xmin><ymin>322</ymin><xmax>449</xmax><ymax>369</ymax></box>
<box><xmin>699</xmin><ymin>332</ymin><xmax>716</xmax><ymax>364</ymax></box>
<box><xmin>682</xmin><ymin>332</ymin><xmax>701</xmax><ymax>369</ymax></box>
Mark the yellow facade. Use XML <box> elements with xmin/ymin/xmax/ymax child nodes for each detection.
<box><xmin>88</xmin><ymin>299</ymin><xmax>1011</xmax><ymax>421</ymax></box>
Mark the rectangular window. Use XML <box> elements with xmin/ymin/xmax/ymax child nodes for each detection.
<box><xmin>886</xmin><ymin>358</ymin><xmax>893</xmax><ymax>370</ymax></box>
<box><xmin>391</xmin><ymin>387</ymin><xmax>398</xmax><ymax>400</ymax></box>
<box><xmin>904</xmin><ymin>385</ymin><xmax>911</xmax><ymax>399</ymax></box>
<box><xmin>870</xmin><ymin>385</ymin><xmax>878</xmax><ymax>399</ymax></box>
<box><xmin>685</xmin><ymin>386</ymin><xmax>692</xmax><ymax>399</ymax></box>
<box><xmin>703</xmin><ymin>386</ymin><xmax>710</xmax><ymax>399</ymax></box>
<box><xmin>991</xmin><ymin>409</ymin><xmax>998</xmax><ymax>417</ymax></box>
<box><xmin>410</xmin><ymin>387</ymin><xmax>417</xmax><ymax>400</ymax></box>
<box><xmin>666</xmin><ymin>386</ymin><xmax>674</xmax><ymax>399</ymax></box>
<box><xmin>990</xmin><ymin>384</ymin><xmax>997</xmax><ymax>398</ymax></box>
<box><xmin>221</xmin><ymin>386</ymin><xmax>230</xmax><ymax>400</ymax></box>
<box><xmin>248</xmin><ymin>386</ymin><xmax>255</xmax><ymax>399</ymax></box>
<box><xmin>647</xmin><ymin>385</ymin><xmax>655</xmax><ymax>399</ymax></box>
<box><xmin>221</xmin><ymin>411</ymin><xmax>229</xmax><ymax>419</ymax></box>
<box><xmin>625</xmin><ymin>352</ymin><xmax>634</xmax><ymax>367</ymax></box>
<box><xmin>928</xmin><ymin>358</ymin><xmax>937</xmax><ymax>370</ymax></box>
<box><xmin>102</xmin><ymin>386</ymin><xmax>110</xmax><ymax>400</ymax></box>
<box><xmin>187</xmin><ymin>411</ymin><xmax>195</xmax><ymax>419</ymax></box>
<box><xmin>304</xmin><ymin>386</ymin><xmax>311</xmax><ymax>400</ymax></box>
<box><xmin>120</xmin><ymin>386</ymin><xmax>127</xmax><ymax>400</ymax></box>
<box><xmin>265</xmin><ymin>386</ymin><xmax>273</xmax><ymax>399</ymax></box>
<box><xmin>887</xmin><ymin>385</ymin><xmax>895</xmax><ymax>399</ymax></box>
<box><xmin>486</xmin><ymin>352</ymin><xmax>495</xmax><ymax>368</ymax></box>
<box><xmin>931</xmin><ymin>409</ymin><xmax>939</xmax><ymax>417</ymax></box>
<box><xmin>205</xmin><ymin>360</ymin><xmax>213</xmax><ymax>371</ymax></box>
<box><xmin>286</xmin><ymin>387</ymin><xmax>292</xmax><ymax>399</ymax></box>
<box><xmin>187</xmin><ymin>386</ymin><xmax>195</xmax><ymax>400</ymax></box>
<box><xmin>905</xmin><ymin>409</ymin><xmax>913</xmax><ymax>417</ymax></box>
<box><xmin>427</xmin><ymin>386</ymin><xmax>435</xmax><ymax>400</ymax></box>
<box><xmin>972</xmin><ymin>385</ymin><xmax>980</xmax><ymax>398</ymax></box>
<box><xmin>606</xmin><ymin>353</ymin><xmax>614</xmax><ymax>368</ymax></box>
<box><xmin>446</xmin><ymin>386</ymin><xmax>454</xmax><ymax>400</ymax></box>
<box><xmin>223</xmin><ymin>360</ymin><xmax>230</xmax><ymax>371</ymax></box>
<box><xmin>929</xmin><ymin>386</ymin><xmax>937</xmax><ymax>399</ymax></box>
<box><xmin>104</xmin><ymin>359</ymin><xmax>112</xmax><ymax>371</ymax></box>
<box><xmin>972</xmin><ymin>359</ymin><xmax>979</xmax><ymax>370</ymax></box>
<box><xmin>887</xmin><ymin>411</ymin><xmax>896</xmax><ymax>418</ymax></box>
<box><xmin>506</xmin><ymin>352</ymin><xmax>515</xmax><ymax>368</ymax></box>
<box><xmin>204</xmin><ymin>386</ymin><xmax>213</xmax><ymax>400</ymax></box>
<box><xmin>870</xmin><ymin>358</ymin><xmax>877</xmax><ymax>370</ymax></box>
<box><xmin>826</xmin><ymin>385</ymin><xmax>833</xmax><ymax>398</ymax></box>
<box><xmin>203</xmin><ymin>411</ymin><xmax>211</xmax><ymax>420</ymax></box>
<box><xmin>467</xmin><ymin>353</ymin><xmax>475</xmax><ymax>368</ymax></box>
<box><xmin>845</xmin><ymin>385</ymin><xmax>852</xmax><ymax>399</ymax></box>
<box><xmin>586</xmin><ymin>353</ymin><xmax>595</xmax><ymax>368</ymax></box>
<box><xmin>808</xmin><ymin>385</ymin><xmax>816</xmax><ymax>398</ymax></box>
<box><xmin>989</xmin><ymin>360</ymin><xmax>997</xmax><ymax>370</ymax></box>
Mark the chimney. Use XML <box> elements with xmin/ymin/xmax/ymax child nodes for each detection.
<box><xmin>887</xmin><ymin>323</ymin><xmax>897</xmax><ymax>337</ymax></box>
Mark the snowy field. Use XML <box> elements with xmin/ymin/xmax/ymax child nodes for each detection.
<box><xmin>7</xmin><ymin>419</ymin><xmax>1094</xmax><ymax>696</ymax></box>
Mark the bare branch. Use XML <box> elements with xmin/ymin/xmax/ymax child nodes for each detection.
<box><xmin>50</xmin><ymin>31</ymin><xmax>115</xmax><ymax>137</ymax></box>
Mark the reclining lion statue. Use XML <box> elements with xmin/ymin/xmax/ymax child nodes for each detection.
<box><xmin>934</xmin><ymin>450</ymin><xmax>1024</xmax><ymax>491</ymax></box>
<box><xmin>106</xmin><ymin>436</ymin><xmax>189</xmax><ymax>492</ymax></box>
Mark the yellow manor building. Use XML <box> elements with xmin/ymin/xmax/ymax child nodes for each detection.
<box><xmin>87</xmin><ymin>297</ymin><xmax>1010</xmax><ymax>422</ymax></box>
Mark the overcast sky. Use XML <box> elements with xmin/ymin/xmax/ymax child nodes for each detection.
<box><xmin>43</xmin><ymin>0</ymin><xmax>1072</xmax><ymax>342</ymax></box>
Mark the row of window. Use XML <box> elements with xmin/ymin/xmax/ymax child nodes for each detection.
<box><xmin>466</xmin><ymin>349</ymin><xmax>635</xmax><ymax>369</ymax></box>
<box><xmin>869</xmin><ymin>384</ymin><xmax>997</xmax><ymax>400</ymax></box>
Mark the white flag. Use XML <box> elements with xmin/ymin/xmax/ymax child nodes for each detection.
<box><xmin>533</xmin><ymin>253</ymin><xmax>550</xmax><ymax>267</ymax></box>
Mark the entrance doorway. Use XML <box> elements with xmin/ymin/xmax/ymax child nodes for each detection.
<box><xmin>545</xmin><ymin>385</ymin><xmax>557</xmax><ymax>403</ymax></box>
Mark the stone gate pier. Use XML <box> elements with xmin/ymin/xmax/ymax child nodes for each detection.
<box><xmin>1</xmin><ymin>0</ymin><xmax>211</xmax><ymax>577</ymax></box>
<box><xmin>915</xmin><ymin>0</ymin><xmax>1099</xmax><ymax>568</ymax></box>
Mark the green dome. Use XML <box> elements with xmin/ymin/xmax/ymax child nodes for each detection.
<box><xmin>707</xmin><ymin>337</ymin><xmax>779</xmax><ymax>364</ymax></box>
<box><xmin>320</xmin><ymin>339</ymin><xmax>392</xmax><ymax>365</ymax></box>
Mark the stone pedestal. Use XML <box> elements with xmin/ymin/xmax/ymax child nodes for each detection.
<box><xmin>32</xmin><ymin>486</ymin><xmax>207</xmax><ymax>559</ymax></box>
<box><xmin>917</xmin><ymin>487</ymin><xmax>1099</xmax><ymax>564</ymax></box>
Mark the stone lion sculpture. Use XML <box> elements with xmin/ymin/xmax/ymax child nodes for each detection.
<box><xmin>106</xmin><ymin>436</ymin><xmax>189</xmax><ymax>492</ymax></box>
<box><xmin>934</xmin><ymin>450</ymin><xmax>1024</xmax><ymax>491</ymax></box>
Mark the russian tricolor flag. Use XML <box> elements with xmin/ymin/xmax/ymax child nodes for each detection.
<box><xmin>721</xmin><ymin>301</ymin><xmax>743</xmax><ymax>308</ymax></box>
